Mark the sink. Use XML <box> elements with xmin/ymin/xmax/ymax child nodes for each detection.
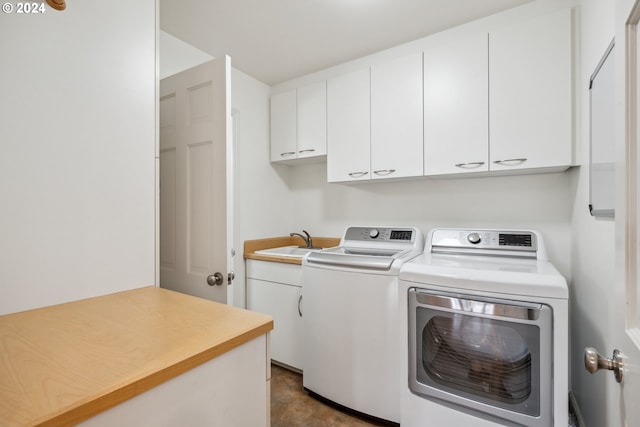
<box><xmin>255</xmin><ymin>245</ymin><xmax>322</xmax><ymax>258</ymax></box>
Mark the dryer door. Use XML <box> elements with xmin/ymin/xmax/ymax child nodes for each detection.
<box><xmin>408</xmin><ymin>288</ymin><xmax>553</xmax><ymax>427</ymax></box>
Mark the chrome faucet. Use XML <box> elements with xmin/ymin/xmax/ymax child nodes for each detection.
<box><xmin>290</xmin><ymin>230</ymin><xmax>314</xmax><ymax>248</ymax></box>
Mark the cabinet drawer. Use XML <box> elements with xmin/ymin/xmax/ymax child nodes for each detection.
<box><xmin>246</xmin><ymin>259</ymin><xmax>302</xmax><ymax>286</ymax></box>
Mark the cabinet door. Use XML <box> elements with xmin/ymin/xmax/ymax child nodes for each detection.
<box><xmin>270</xmin><ymin>89</ymin><xmax>297</xmax><ymax>162</ymax></box>
<box><xmin>424</xmin><ymin>33</ymin><xmax>489</xmax><ymax>176</ymax></box>
<box><xmin>247</xmin><ymin>279</ymin><xmax>303</xmax><ymax>370</ymax></box>
<box><xmin>489</xmin><ymin>8</ymin><xmax>572</xmax><ymax>171</ymax></box>
<box><xmin>327</xmin><ymin>68</ymin><xmax>371</xmax><ymax>182</ymax></box>
<box><xmin>371</xmin><ymin>53</ymin><xmax>424</xmax><ymax>179</ymax></box>
<box><xmin>297</xmin><ymin>81</ymin><xmax>327</xmax><ymax>159</ymax></box>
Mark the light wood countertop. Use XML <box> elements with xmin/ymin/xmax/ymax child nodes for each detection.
<box><xmin>243</xmin><ymin>236</ymin><xmax>340</xmax><ymax>265</ymax></box>
<box><xmin>0</xmin><ymin>287</ymin><xmax>273</xmax><ymax>427</ymax></box>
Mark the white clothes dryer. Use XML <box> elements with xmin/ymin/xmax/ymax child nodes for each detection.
<box><xmin>398</xmin><ymin>229</ymin><xmax>568</xmax><ymax>427</ymax></box>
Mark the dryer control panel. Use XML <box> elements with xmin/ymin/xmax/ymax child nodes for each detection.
<box><xmin>430</xmin><ymin>229</ymin><xmax>539</xmax><ymax>258</ymax></box>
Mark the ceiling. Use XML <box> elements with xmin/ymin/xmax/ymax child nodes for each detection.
<box><xmin>159</xmin><ymin>0</ymin><xmax>533</xmax><ymax>86</ymax></box>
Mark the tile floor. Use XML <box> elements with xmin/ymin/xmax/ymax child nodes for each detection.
<box><xmin>271</xmin><ymin>363</ymin><xmax>579</xmax><ymax>427</ymax></box>
<box><xmin>270</xmin><ymin>364</ymin><xmax>392</xmax><ymax>427</ymax></box>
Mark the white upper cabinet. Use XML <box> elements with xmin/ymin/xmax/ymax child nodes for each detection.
<box><xmin>328</xmin><ymin>53</ymin><xmax>424</xmax><ymax>183</ymax></box>
<box><xmin>424</xmin><ymin>33</ymin><xmax>489</xmax><ymax>176</ymax></box>
<box><xmin>277</xmin><ymin>7</ymin><xmax>573</xmax><ymax>180</ymax></box>
<box><xmin>270</xmin><ymin>82</ymin><xmax>327</xmax><ymax>164</ymax></box>
<box><xmin>327</xmin><ymin>68</ymin><xmax>371</xmax><ymax>182</ymax></box>
<box><xmin>270</xmin><ymin>89</ymin><xmax>297</xmax><ymax>162</ymax></box>
<box><xmin>371</xmin><ymin>52</ymin><xmax>424</xmax><ymax>180</ymax></box>
<box><xmin>297</xmin><ymin>81</ymin><xmax>327</xmax><ymax>159</ymax></box>
<box><xmin>489</xmin><ymin>8</ymin><xmax>572</xmax><ymax>172</ymax></box>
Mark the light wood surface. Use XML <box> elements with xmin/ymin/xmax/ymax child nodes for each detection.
<box><xmin>0</xmin><ymin>287</ymin><xmax>273</xmax><ymax>427</ymax></box>
<box><xmin>243</xmin><ymin>236</ymin><xmax>340</xmax><ymax>265</ymax></box>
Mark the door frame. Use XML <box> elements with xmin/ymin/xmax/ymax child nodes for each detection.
<box><xmin>625</xmin><ymin>0</ymin><xmax>640</xmax><ymax>348</ymax></box>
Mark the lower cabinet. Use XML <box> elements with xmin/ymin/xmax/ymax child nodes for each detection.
<box><xmin>78</xmin><ymin>335</ymin><xmax>270</xmax><ymax>427</ymax></box>
<box><xmin>247</xmin><ymin>260</ymin><xmax>304</xmax><ymax>371</ymax></box>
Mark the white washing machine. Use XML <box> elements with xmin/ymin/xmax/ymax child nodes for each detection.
<box><xmin>399</xmin><ymin>229</ymin><xmax>568</xmax><ymax>427</ymax></box>
<box><xmin>303</xmin><ymin>226</ymin><xmax>424</xmax><ymax>424</ymax></box>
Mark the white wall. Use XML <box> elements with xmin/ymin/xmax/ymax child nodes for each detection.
<box><xmin>0</xmin><ymin>1</ymin><xmax>156</xmax><ymax>314</ymax></box>
<box><xmin>570</xmin><ymin>0</ymin><xmax>616</xmax><ymax>425</ymax></box>
<box><xmin>289</xmin><ymin>165</ymin><xmax>574</xmax><ymax>276</ymax></box>
<box><xmin>231</xmin><ymin>69</ymin><xmax>293</xmax><ymax>308</ymax></box>
<box><xmin>159</xmin><ymin>31</ymin><xmax>213</xmax><ymax>79</ymax></box>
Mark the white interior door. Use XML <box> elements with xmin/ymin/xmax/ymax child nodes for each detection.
<box><xmin>159</xmin><ymin>57</ymin><xmax>232</xmax><ymax>303</ymax></box>
<box><xmin>600</xmin><ymin>3</ymin><xmax>640</xmax><ymax>425</ymax></box>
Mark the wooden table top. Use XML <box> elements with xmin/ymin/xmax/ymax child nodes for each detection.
<box><xmin>0</xmin><ymin>287</ymin><xmax>273</xmax><ymax>427</ymax></box>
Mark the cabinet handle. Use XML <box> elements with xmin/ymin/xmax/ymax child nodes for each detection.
<box><xmin>348</xmin><ymin>171</ymin><xmax>369</xmax><ymax>178</ymax></box>
<box><xmin>492</xmin><ymin>158</ymin><xmax>527</xmax><ymax>166</ymax></box>
<box><xmin>373</xmin><ymin>169</ymin><xmax>396</xmax><ymax>176</ymax></box>
<box><xmin>298</xmin><ymin>294</ymin><xmax>303</xmax><ymax>317</ymax></box>
<box><xmin>298</xmin><ymin>149</ymin><xmax>316</xmax><ymax>154</ymax></box>
<box><xmin>280</xmin><ymin>151</ymin><xmax>296</xmax><ymax>157</ymax></box>
<box><xmin>454</xmin><ymin>162</ymin><xmax>485</xmax><ymax>169</ymax></box>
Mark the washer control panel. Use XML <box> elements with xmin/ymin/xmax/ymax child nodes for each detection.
<box><xmin>467</xmin><ymin>232</ymin><xmax>482</xmax><ymax>244</ymax></box>
<box><xmin>430</xmin><ymin>229</ymin><xmax>538</xmax><ymax>256</ymax></box>
<box><xmin>344</xmin><ymin>227</ymin><xmax>416</xmax><ymax>243</ymax></box>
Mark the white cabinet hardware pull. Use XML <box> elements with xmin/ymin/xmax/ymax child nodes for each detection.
<box><xmin>299</xmin><ymin>149</ymin><xmax>316</xmax><ymax>154</ymax></box>
<box><xmin>298</xmin><ymin>294</ymin><xmax>303</xmax><ymax>317</ymax></box>
<box><xmin>280</xmin><ymin>151</ymin><xmax>296</xmax><ymax>157</ymax></box>
<box><xmin>492</xmin><ymin>158</ymin><xmax>527</xmax><ymax>166</ymax></box>
<box><xmin>373</xmin><ymin>169</ymin><xmax>396</xmax><ymax>175</ymax></box>
<box><xmin>454</xmin><ymin>162</ymin><xmax>485</xmax><ymax>169</ymax></box>
<box><xmin>348</xmin><ymin>171</ymin><xmax>369</xmax><ymax>177</ymax></box>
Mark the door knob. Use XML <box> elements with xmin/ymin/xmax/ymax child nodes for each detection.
<box><xmin>584</xmin><ymin>347</ymin><xmax>624</xmax><ymax>383</ymax></box>
<box><xmin>206</xmin><ymin>272</ymin><xmax>224</xmax><ymax>286</ymax></box>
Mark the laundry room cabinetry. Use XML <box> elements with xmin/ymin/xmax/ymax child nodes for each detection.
<box><xmin>488</xmin><ymin>7</ymin><xmax>572</xmax><ymax>172</ymax></box>
<box><xmin>270</xmin><ymin>89</ymin><xmax>296</xmax><ymax>162</ymax></box>
<box><xmin>279</xmin><ymin>8</ymin><xmax>572</xmax><ymax>180</ymax></box>
<box><xmin>326</xmin><ymin>67</ymin><xmax>371</xmax><ymax>182</ymax></box>
<box><xmin>424</xmin><ymin>8</ymin><xmax>572</xmax><ymax>176</ymax></box>
<box><xmin>327</xmin><ymin>52</ymin><xmax>423</xmax><ymax>182</ymax></box>
<box><xmin>246</xmin><ymin>259</ymin><xmax>304</xmax><ymax>371</ymax></box>
<box><xmin>423</xmin><ymin>32</ymin><xmax>489</xmax><ymax>176</ymax></box>
<box><xmin>370</xmin><ymin>52</ymin><xmax>423</xmax><ymax>180</ymax></box>
<box><xmin>270</xmin><ymin>81</ymin><xmax>327</xmax><ymax>164</ymax></box>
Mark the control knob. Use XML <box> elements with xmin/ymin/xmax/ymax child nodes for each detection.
<box><xmin>467</xmin><ymin>232</ymin><xmax>481</xmax><ymax>244</ymax></box>
<box><xmin>369</xmin><ymin>229</ymin><xmax>380</xmax><ymax>239</ymax></box>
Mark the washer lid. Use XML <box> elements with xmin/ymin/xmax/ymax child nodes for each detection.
<box><xmin>306</xmin><ymin>247</ymin><xmax>407</xmax><ymax>270</ymax></box>
<box><xmin>400</xmin><ymin>253</ymin><xmax>568</xmax><ymax>299</ymax></box>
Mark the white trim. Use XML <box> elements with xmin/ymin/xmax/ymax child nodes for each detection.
<box><xmin>626</xmin><ymin>0</ymin><xmax>640</xmax><ymax>343</ymax></box>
